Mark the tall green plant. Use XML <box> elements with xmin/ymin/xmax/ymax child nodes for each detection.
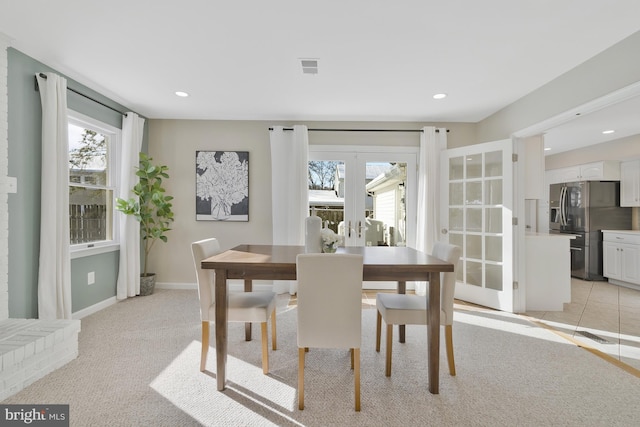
<box><xmin>116</xmin><ymin>152</ymin><xmax>174</xmax><ymax>276</ymax></box>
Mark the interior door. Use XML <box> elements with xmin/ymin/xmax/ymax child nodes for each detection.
<box><xmin>309</xmin><ymin>147</ymin><xmax>417</xmax><ymax>289</ymax></box>
<box><xmin>440</xmin><ymin>140</ymin><xmax>513</xmax><ymax>311</ymax></box>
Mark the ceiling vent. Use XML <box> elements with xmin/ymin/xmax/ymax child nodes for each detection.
<box><xmin>300</xmin><ymin>59</ymin><xmax>319</xmax><ymax>75</ymax></box>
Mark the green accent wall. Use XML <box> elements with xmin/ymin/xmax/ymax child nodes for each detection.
<box><xmin>70</xmin><ymin>252</ymin><xmax>120</xmax><ymax>313</ymax></box>
<box><xmin>7</xmin><ymin>48</ymin><xmax>148</xmax><ymax>318</ymax></box>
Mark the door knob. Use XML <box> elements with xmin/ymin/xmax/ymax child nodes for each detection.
<box><xmin>441</xmin><ymin>228</ymin><xmax>448</xmax><ymax>234</ymax></box>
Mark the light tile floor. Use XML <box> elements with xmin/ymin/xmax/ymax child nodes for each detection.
<box><xmin>524</xmin><ymin>278</ymin><xmax>640</xmax><ymax>371</ymax></box>
<box><xmin>359</xmin><ymin>280</ymin><xmax>640</xmax><ymax>373</ymax></box>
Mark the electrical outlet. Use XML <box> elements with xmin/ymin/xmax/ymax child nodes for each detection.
<box><xmin>88</xmin><ymin>271</ymin><xmax>95</xmax><ymax>285</ymax></box>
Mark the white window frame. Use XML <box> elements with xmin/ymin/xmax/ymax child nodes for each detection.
<box><xmin>68</xmin><ymin>110</ymin><xmax>121</xmax><ymax>259</ymax></box>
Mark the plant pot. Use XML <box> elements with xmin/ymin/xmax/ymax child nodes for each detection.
<box><xmin>140</xmin><ymin>273</ymin><xmax>156</xmax><ymax>296</ymax></box>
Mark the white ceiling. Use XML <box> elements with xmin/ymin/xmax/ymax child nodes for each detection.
<box><xmin>2</xmin><ymin>1</ymin><xmax>640</xmax><ymax>150</ymax></box>
<box><xmin>542</xmin><ymin>94</ymin><xmax>640</xmax><ymax>155</ymax></box>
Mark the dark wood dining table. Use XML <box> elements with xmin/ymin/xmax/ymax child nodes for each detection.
<box><xmin>201</xmin><ymin>244</ymin><xmax>454</xmax><ymax>394</ymax></box>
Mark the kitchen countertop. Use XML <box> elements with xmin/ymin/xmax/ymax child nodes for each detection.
<box><xmin>526</xmin><ymin>232</ymin><xmax>577</xmax><ymax>238</ymax></box>
<box><xmin>602</xmin><ymin>230</ymin><xmax>640</xmax><ymax>235</ymax></box>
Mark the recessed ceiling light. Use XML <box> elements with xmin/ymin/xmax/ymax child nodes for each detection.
<box><xmin>602</xmin><ymin>129</ymin><xmax>615</xmax><ymax>134</ymax></box>
<box><xmin>175</xmin><ymin>91</ymin><xmax>189</xmax><ymax>97</ymax></box>
<box><xmin>433</xmin><ymin>93</ymin><xmax>447</xmax><ymax>100</ymax></box>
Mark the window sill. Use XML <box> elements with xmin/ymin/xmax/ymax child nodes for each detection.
<box><xmin>70</xmin><ymin>243</ymin><xmax>120</xmax><ymax>259</ymax></box>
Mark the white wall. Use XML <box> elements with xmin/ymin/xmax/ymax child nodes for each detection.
<box><xmin>477</xmin><ymin>31</ymin><xmax>640</xmax><ymax>143</ymax></box>
<box><xmin>147</xmin><ymin>119</ymin><xmax>476</xmax><ymax>285</ymax></box>
<box><xmin>0</xmin><ymin>33</ymin><xmax>10</xmax><ymax>320</ymax></box>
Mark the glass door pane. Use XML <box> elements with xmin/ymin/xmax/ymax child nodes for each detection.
<box><xmin>308</xmin><ymin>159</ymin><xmax>345</xmax><ymax>237</ymax></box>
<box><xmin>447</xmin><ymin>151</ymin><xmax>504</xmax><ymax>290</ymax></box>
<box><xmin>441</xmin><ymin>140</ymin><xmax>513</xmax><ymax>312</ymax></box>
<box><xmin>364</xmin><ymin>161</ymin><xmax>408</xmax><ymax>247</ymax></box>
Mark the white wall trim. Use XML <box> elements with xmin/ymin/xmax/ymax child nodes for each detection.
<box><xmin>513</xmin><ymin>80</ymin><xmax>640</xmax><ymax>139</ymax></box>
<box><xmin>156</xmin><ymin>281</ymin><xmax>276</xmax><ymax>292</ymax></box>
<box><xmin>155</xmin><ymin>282</ymin><xmax>197</xmax><ymax>290</ymax></box>
<box><xmin>72</xmin><ymin>296</ymin><xmax>117</xmax><ymax>320</ymax></box>
<box><xmin>70</xmin><ymin>281</ymin><xmax>278</xmax><ymax>321</ymax></box>
<box><xmin>0</xmin><ymin>33</ymin><xmax>10</xmax><ymax>321</ymax></box>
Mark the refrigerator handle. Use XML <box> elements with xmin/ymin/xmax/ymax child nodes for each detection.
<box><xmin>559</xmin><ymin>186</ymin><xmax>566</xmax><ymax>226</ymax></box>
<box><xmin>562</xmin><ymin>186</ymin><xmax>568</xmax><ymax>226</ymax></box>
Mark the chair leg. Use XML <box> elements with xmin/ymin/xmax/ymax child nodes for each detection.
<box><xmin>354</xmin><ymin>348</ymin><xmax>361</xmax><ymax>412</ymax></box>
<box><xmin>350</xmin><ymin>348</ymin><xmax>354</xmax><ymax>369</ymax></box>
<box><xmin>200</xmin><ymin>321</ymin><xmax>209</xmax><ymax>372</ymax></box>
<box><xmin>271</xmin><ymin>310</ymin><xmax>277</xmax><ymax>350</ymax></box>
<box><xmin>375</xmin><ymin>311</ymin><xmax>382</xmax><ymax>352</ymax></box>
<box><xmin>445</xmin><ymin>324</ymin><xmax>456</xmax><ymax>376</ymax></box>
<box><xmin>261</xmin><ymin>322</ymin><xmax>269</xmax><ymax>374</ymax></box>
<box><xmin>385</xmin><ymin>323</ymin><xmax>393</xmax><ymax>377</ymax></box>
<box><xmin>298</xmin><ymin>347</ymin><xmax>305</xmax><ymax>410</ymax></box>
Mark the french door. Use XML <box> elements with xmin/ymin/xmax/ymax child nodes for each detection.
<box><xmin>309</xmin><ymin>146</ymin><xmax>417</xmax><ymax>289</ymax></box>
<box><xmin>440</xmin><ymin>140</ymin><xmax>514</xmax><ymax>311</ymax></box>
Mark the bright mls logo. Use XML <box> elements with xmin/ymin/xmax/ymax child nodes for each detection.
<box><xmin>0</xmin><ymin>405</ymin><xmax>69</xmax><ymax>426</ymax></box>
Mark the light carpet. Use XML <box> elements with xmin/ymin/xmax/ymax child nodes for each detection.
<box><xmin>3</xmin><ymin>289</ymin><xmax>640</xmax><ymax>426</ymax></box>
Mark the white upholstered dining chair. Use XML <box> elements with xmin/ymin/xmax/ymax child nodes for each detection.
<box><xmin>191</xmin><ymin>238</ymin><xmax>277</xmax><ymax>374</ymax></box>
<box><xmin>375</xmin><ymin>242</ymin><xmax>461</xmax><ymax>377</ymax></box>
<box><xmin>296</xmin><ymin>253</ymin><xmax>364</xmax><ymax>411</ymax></box>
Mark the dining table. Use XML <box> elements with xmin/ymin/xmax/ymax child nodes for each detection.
<box><xmin>201</xmin><ymin>244</ymin><xmax>454</xmax><ymax>394</ymax></box>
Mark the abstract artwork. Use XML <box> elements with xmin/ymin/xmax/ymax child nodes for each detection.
<box><xmin>195</xmin><ymin>151</ymin><xmax>249</xmax><ymax>221</ymax></box>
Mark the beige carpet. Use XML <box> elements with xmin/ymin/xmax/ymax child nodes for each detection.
<box><xmin>3</xmin><ymin>289</ymin><xmax>640</xmax><ymax>426</ymax></box>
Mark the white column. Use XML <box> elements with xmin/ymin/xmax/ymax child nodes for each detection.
<box><xmin>0</xmin><ymin>33</ymin><xmax>15</xmax><ymax>320</ymax></box>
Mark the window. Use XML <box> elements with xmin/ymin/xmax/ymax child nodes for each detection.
<box><xmin>68</xmin><ymin>111</ymin><xmax>120</xmax><ymax>256</ymax></box>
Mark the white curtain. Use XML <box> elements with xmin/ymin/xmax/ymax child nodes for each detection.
<box><xmin>414</xmin><ymin>126</ymin><xmax>447</xmax><ymax>295</ymax></box>
<box><xmin>35</xmin><ymin>72</ymin><xmax>72</xmax><ymax>319</ymax></box>
<box><xmin>116</xmin><ymin>113</ymin><xmax>145</xmax><ymax>299</ymax></box>
<box><xmin>270</xmin><ymin>125</ymin><xmax>309</xmax><ymax>294</ymax></box>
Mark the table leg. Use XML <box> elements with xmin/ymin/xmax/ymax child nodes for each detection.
<box><xmin>397</xmin><ymin>281</ymin><xmax>406</xmax><ymax>343</ymax></box>
<box><xmin>215</xmin><ymin>268</ymin><xmax>229</xmax><ymax>391</ymax></box>
<box><xmin>427</xmin><ymin>271</ymin><xmax>440</xmax><ymax>394</ymax></box>
<box><xmin>244</xmin><ymin>279</ymin><xmax>252</xmax><ymax>341</ymax></box>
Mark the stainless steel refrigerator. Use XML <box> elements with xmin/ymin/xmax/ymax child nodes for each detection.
<box><xmin>549</xmin><ymin>181</ymin><xmax>631</xmax><ymax>280</ymax></box>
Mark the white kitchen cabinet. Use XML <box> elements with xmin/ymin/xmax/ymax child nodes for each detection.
<box><xmin>546</xmin><ymin>167</ymin><xmax>577</xmax><ymax>185</ymax></box>
<box><xmin>620</xmin><ymin>160</ymin><xmax>640</xmax><ymax>207</ymax></box>
<box><xmin>546</xmin><ymin>160</ymin><xmax>620</xmax><ymax>184</ymax></box>
<box><xmin>603</xmin><ymin>231</ymin><xmax>640</xmax><ymax>289</ymax></box>
<box><xmin>580</xmin><ymin>161</ymin><xmax>619</xmax><ymax>180</ymax></box>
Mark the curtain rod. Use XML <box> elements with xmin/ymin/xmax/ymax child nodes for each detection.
<box><xmin>268</xmin><ymin>127</ymin><xmax>448</xmax><ymax>133</ymax></box>
<box><xmin>36</xmin><ymin>73</ymin><xmax>127</xmax><ymax>116</ymax></box>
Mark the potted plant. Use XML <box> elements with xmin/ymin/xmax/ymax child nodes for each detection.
<box><xmin>116</xmin><ymin>152</ymin><xmax>174</xmax><ymax>295</ymax></box>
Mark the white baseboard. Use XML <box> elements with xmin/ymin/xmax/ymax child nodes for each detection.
<box><xmin>72</xmin><ymin>296</ymin><xmax>117</xmax><ymax>320</ymax></box>
<box><xmin>155</xmin><ymin>282</ymin><xmax>197</xmax><ymax>290</ymax></box>
<box><xmin>156</xmin><ymin>280</ymin><xmax>275</xmax><ymax>292</ymax></box>
<box><xmin>156</xmin><ymin>281</ymin><xmax>404</xmax><ymax>292</ymax></box>
<box><xmin>70</xmin><ymin>280</ymin><xmax>277</xmax><ymax>321</ymax></box>
<box><xmin>607</xmin><ymin>278</ymin><xmax>640</xmax><ymax>291</ymax></box>
<box><xmin>70</xmin><ymin>277</ymin><xmax>400</xmax><ymax>320</ymax></box>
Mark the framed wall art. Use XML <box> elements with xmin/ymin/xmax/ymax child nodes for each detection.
<box><xmin>195</xmin><ymin>151</ymin><xmax>249</xmax><ymax>221</ymax></box>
